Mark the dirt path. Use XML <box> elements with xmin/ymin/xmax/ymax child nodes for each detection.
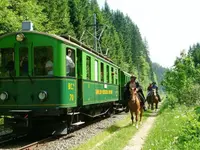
<box><xmin>123</xmin><ymin>110</ymin><xmax>159</xmax><ymax>150</ymax></box>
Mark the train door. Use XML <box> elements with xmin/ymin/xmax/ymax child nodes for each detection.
<box><xmin>15</xmin><ymin>42</ymin><xmax>32</xmax><ymax>106</ymax></box>
<box><xmin>65</xmin><ymin>46</ymin><xmax>77</xmax><ymax>106</ymax></box>
<box><xmin>15</xmin><ymin>42</ymin><xmax>32</xmax><ymax>77</ymax></box>
<box><xmin>77</xmin><ymin>49</ymin><xmax>83</xmax><ymax>106</ymax></box>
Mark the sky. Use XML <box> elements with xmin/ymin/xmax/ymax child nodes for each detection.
<box><xmin>97</xmin><ymin>0</ymin><xmax>200</xmax><ymax>68</ymax></box>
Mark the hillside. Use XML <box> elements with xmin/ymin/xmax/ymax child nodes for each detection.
<box><xmin>152</xmin><ymin>63</ymin><xmax>167</xmax><ymax>87</ymax></box>
<box><xmin>0</xmin><ymin>0</ymin><xmax>161</xmax><ymax>87</ymax></box>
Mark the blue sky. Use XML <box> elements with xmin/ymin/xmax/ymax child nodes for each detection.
<box><xmin>97</xmin><ymin>0</ymin><xmax>200</xmax><ymax>68</ymax></box>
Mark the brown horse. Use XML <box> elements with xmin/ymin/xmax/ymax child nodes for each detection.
<box><xmin>150</xmin><ymin>89</ymin><xmax>159</xmax><ymax>111</ymax></box>
<box><xmin>128</xmin><ymin>88</ymin><xmax>143</xmax><ymax>129</ymax></box>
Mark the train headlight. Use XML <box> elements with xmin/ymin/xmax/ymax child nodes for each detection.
<box><xmin>0</xmin><ymin>92</ymin><xmax>8</xmax><ymax>101</ymax></box>
<box><xmin>16</xmin><ymin>33</ymin><xmax>25</xmax><ymax>42</ymax></box>
<box><xmin>38</xmin><ymin>91</ymin><xmax>47</xmax><ymax>102</ymax></box>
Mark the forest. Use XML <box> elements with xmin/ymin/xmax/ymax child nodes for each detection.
<box><xmin>160</xmin><ymin>43</ymin><xmax>200</xmax><ymax>149</ymax></box>
<box><xmin>0</xmin><ymin>0</ymin><xmax>166</xmax><ymax>89</ymax></box>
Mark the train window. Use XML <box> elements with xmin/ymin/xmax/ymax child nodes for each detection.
<box><xmin>19</xmin><ymin>47</ymin><xmax>28</xmax><ymax>76</ymax></box>
<box><xmin>100</xmin><ymin>62</ymin><xmax>104</xmax><ymax>82</ymax></box>
<box><xmin>0</xmin><ymin>48</ymin><xmax>15</xmax><ymax>77</ymax></box>
<box><xmin>66</xmin><ymin>48</ymin><xmax>75</xmax><ymax>77</ymax></box>
<box><xmin>94</xmin><ymin>60</ymin><xmax>98</xmax><ymax>81</ymax></box>
<box><xmin>86</xmin><ymin>56</ymin><xmax>91</xmax><ymax>79</ymax></box>
<box><xmin>34</xmin><ymin>46</ymin><xmax>53</xmax><ymax>76</ymax></box>
<box><xmin>111</xmin><ymin>67</ymin><xmax>114</xmax><ymax>84</ymax></box>
<box><xmin>107</xmin><ymin>65</ymin><xmax>110</xmax><ymax>83</ymax></box>
<box><xmin>115</xmin><ymin>69</ymin><xmax>118</xmax><ymax>84</ymax></box>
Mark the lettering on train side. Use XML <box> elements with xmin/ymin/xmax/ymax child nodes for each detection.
<box><xmin>95</xmin><ymin>90</ymin><xmax>113</xmax><ymax>95</ymax></box>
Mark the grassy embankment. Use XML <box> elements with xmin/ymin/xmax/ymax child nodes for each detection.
<box><xmin>143</xmin><ymin>102</ymin><xmax>200</xmax><ymax>150</ymax></box>
<box><xmin>73</xmin><ymin>110</ymin><xmax>151</xmax><ymax>150</ymax></box>
<box><xmin>0</xmin><ymin>118</ymin><xmax>3</xmax><ymax>124</ymax></box>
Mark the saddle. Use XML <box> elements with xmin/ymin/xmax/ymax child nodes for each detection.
<box><xmin>137</xmin><ymin>93</ymin><xmax>145</xmax><ymax>105</ymax></box>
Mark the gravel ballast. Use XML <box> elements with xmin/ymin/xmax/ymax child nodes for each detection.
<box><xmin>34</xmin><ymin>113</ymin><xmax>127</xmax><ymax>150</ymax></box>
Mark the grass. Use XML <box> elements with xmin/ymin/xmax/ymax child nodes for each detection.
<box><xmin>143</xmin><ymin>105</ymin><xmax>189</xmax><ymax>150</ymax></box>
<box><xmin>73</xmin><ymin>111</ymin><xmax>151</xmax><ymax>150</ymax></box>
<box><xmin>0</xmin><ymin>118</ymin><xmax>3</xmax><ymax>124</ymax></box>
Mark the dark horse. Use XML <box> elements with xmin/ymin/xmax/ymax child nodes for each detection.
<box><xmin>128</xmin><ymin>88</ymin><xmax>143</xmax><ymax>129</ymax></box>
<box><xmin>147</xmin><ymin>89</ymin><xmax>159</xmax><ymax>111</ymax></box>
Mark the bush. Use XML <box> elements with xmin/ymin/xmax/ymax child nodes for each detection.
<box><xmin>176</xmin><ymin>107</ymin><xmax>200</xmax><ymax>149</ymax></box>
<box><xmin>0</xmin><ymin>118</ymin><xmax>3</xmax><ymax>124</ymax></box>
<box><xmin>179</xmin><ymin>84</ymin><xmax>200</xmax><ymax>106</ymax></box>
<box><xmin>165</xmin><ymin>94</ymin><xmax>178</xmax><ymax>109</ymax></box>
<box><xmin>164</xmin><ymin>84</ymin><xmax>200</xmax><ymax>107</ymax></box>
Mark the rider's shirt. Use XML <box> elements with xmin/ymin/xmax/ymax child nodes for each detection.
<box><xmin>152</xmin><ymin>85</ymin><xmax>158</xmax><ymax>90</ymax></box>
<box><xmin>129</xmin><ymin>82</ymin><xmax>136</xmax><ymax>89</ymax></box>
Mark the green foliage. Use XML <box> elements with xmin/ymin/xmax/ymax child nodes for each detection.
<box><xmin>10</xmin><ymin>0</ymin><xmax>47</xmax><ymax>31</ymax></box>
<box><xmin>0</xmin><ymin>118</ymin><xmax>3</xmax><ymax>124</ymax></box>
<box><xmin>188</xmin><ymin>43</ymin><xmax>200</xmax><ymax>67</ymax></box>
<box><xmin>38</xmin><ymin>0</ymin><xmax>74</xmax><ymax>35</ymax></box>
<box><xmin>143</xmin><ymin>105</ymin><xmax>200</xmax><ymax>150</ymax></box>
<box><xmin>179</xmin><ymin>84</ymin><xmax>200</xmax><ymax>106</ymax></box>
<box><xmin>0</xmin><ymin>0</ymin><xmax>47</xmax><ymax>33</ymax></box>
<box><xmin>0</xmin><ymin>0</ymin><xmax>21</xmax><ymax>34</ymax></box>
<box><xmin>161</xmin><ymin>45</ymin><xmax>200</xmax><ymax>150</ymax></box>
<box><xmin>162</xmin><ymin>52</ymin><xmax>197</xmax><ymax>104</ymax></box>
<box><xmin>176</xmin><ymin>109</ymin><xmax>200</xmax><ymax>149</ymax></box>
<box><xmin>165</xmin><ymin>94</ymin><xmax>178</xmax><ymax>109</ymax></box>
<box><xmin>195</xmin><ymin>106</ymin><xmax>200</xmax><ymax>115</ymax></box>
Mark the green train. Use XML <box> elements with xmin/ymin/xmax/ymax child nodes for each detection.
<box><xmin>0</xmin><ymin>22</ymin><xmax>131</xmax><ymax>135</ymax></box>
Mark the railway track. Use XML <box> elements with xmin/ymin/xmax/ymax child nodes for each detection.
<box><xmin>0</xmin><ymin>110</ymin><xmax>125</xmax><ymax>149</ymax></box>
<box><xmin>0</xmin><ymin>132</ymin><xmax>27</xmax><ymax>145</ymax></box>
<box><xmin>16</xmin><ymin>117</ymin><xmax>108</xmax><ymax>150</ymax></box>
<box><xmin>18</xmin><ymin>136</ymin><xmax>54</xmax><ymax>150</ymax></box>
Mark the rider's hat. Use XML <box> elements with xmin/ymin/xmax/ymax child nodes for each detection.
<box><xmin>152</xmin><ymin>81</ymin><xmax>156</xmax><ymax>85</ymax></box>
<box><xmin>130</xmin><ymin>75</ymin><xmax>137</xmax><ymax>79</ymax></box>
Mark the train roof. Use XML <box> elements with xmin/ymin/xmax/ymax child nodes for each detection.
<box><xmin>0</xmin><ymin>31</ymin><xmax>119</xmax><ymax>68</ymax></box>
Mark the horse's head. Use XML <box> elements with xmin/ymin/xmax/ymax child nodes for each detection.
<box><xmin>152</xmin><ymin>89</ymin><xmax>157</xmax><ymax>96</ymax></box>
<box><xmin>130</xmin><ymin>87</ymin><xmax>137</xmax><ymax>94</ymax></box>
<box><xmin>130</xmin><ymin>88</ymin><xmax>137</xmax><ymax>103</ymax></box>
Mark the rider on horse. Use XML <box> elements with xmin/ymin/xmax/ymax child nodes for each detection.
<box><xmin>124</xmin><ymin>75</ymin><xmax>146</xmax><ymax>112</ymax></box>
<box><xmin>151</xmin><ymin>82</ymin><xmax>161</xmax><ymax>102</ymax></box>
<box><xmin>147</xmin><ymin>83</ymin><xmax>152</xmax><ymax>94</ymax></box>
<box><xmin>146</xmin><ymin>83</ymin><xmax>152</xmax><ymax>100</ymax></box>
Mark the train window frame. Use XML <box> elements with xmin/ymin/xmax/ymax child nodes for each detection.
<box><xmin>33</xmin><ymin>46</ymin><xmax>53</xmax><ymax>76</ymax></box>
<box><xmin>66</xmin><ymin>48</ymin><xmax>76</xmax><ymax>77</ymax></box>
<box><xmin>86</xmin><ymin>55</ymin><xmax>91</xmax><ymax>80</ymax></box>
<box><xmin>94</xmin><ymin>60</ymin><xmax>98</xmax><ymax>81</ymax></box>
<box><xmin>100</xmin><ymin>62</ymin><xmax>104</xmax><ymax>82</ymax></box>
<box><xmin>111</xmin><ymin>67</ymin><xmax>114</xmax><ymax>84</ymax></box>
<box><xmin>106</xmin><ymin>65</ymin><xmax>110</xmax><ymax>83</ymax></box>
<box><xmin>115</xmin><ymin>68</ymin><xmax>118</xmax><ymax>84</ymax></box>
<box><xmin>0</xmin><ymin>48</ymin><xmax>15</xmax><ymax>77</ymax></box>
<box><xmin>19</xmin><ymin>47</ymin><xmax>29</xmax><ymax>76</ymax></box>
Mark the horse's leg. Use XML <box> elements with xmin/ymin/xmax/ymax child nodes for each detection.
<box><xmin>140</xmin><ymin>108</ymin><xmax>143</xmax><ymax>123</ymax></box>
<box><xmin>135</xmin><ymin>111</ymin><xmax>139</xmax><ymax>129</ymax></box>
<box><xmin>147</xmin><ymin>97</ymin><xmax>150</xmax><ymax>109</ymax></box>
<box><xmin>151</xmin><ymin>102</ymin><xmax>153</xmax><ymax>110</ymax></box>
<box><xmin>131</xmin><ymin>112</ymin><xmax>134</xmax><ymax>124</ymax></box>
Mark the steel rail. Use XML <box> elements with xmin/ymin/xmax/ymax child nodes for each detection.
<box><xmin>18</xmin><ymin>136</ymin><xmax>53</xmax><ymax>150</ymax></box>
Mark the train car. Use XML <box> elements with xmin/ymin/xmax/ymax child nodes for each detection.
<box><xmin>119</xmin><ymin>71</ymin><xmax>131</xmax><ymax>106</ymax></box>
<box><xmin>0</xmin><ymin>22</ymin><xmax>124</xmax><ymax>135</ymax></box>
